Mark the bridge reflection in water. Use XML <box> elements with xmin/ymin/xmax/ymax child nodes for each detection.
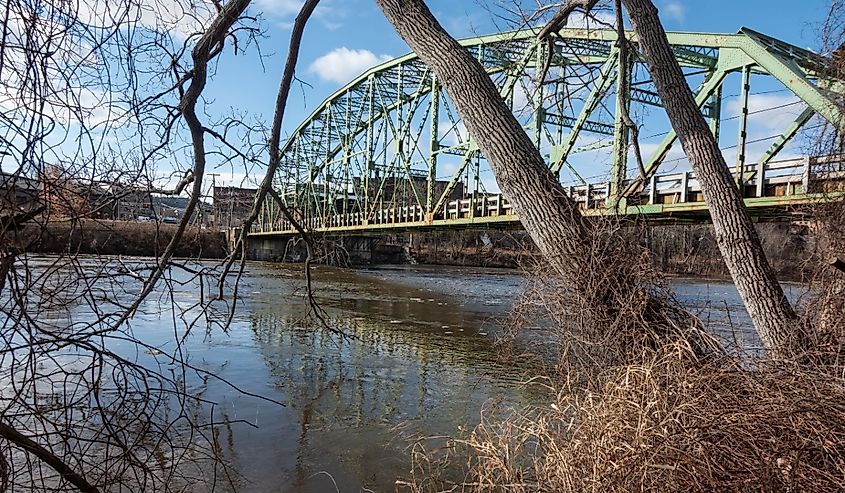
<box><xmin>231</xmin><ymin>264</ymin><xmax>538</xmax><ymax>492</ymax></box>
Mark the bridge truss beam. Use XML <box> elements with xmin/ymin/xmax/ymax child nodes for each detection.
<box><xmin>254</xmin><ymin>27</ymin><xmax>843</xmax><ymax>235</ymax></box>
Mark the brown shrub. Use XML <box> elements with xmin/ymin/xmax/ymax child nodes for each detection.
<box><xmin>401</xmin><ymin>349</ymin><xmax>845</xmax><ymax>492</ymax></box>
<box><xmin>14</xmin><ymin>219</ymin><xmax>227</xmax><ymax>258</ymax></box>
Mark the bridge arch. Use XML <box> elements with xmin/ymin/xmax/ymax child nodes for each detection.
<box><xmin>256</xmin><ymin>27</ymin><xmax>843</xmax><ymax>235</ymax></box>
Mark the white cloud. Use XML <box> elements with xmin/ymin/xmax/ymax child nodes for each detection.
<box><xmin>255</xmin><ymin>0</ymin><xmax>344</xmax><ymax>30</ymax></box>
<box><xmin>661</xmin><ymin>2</ymin><xmax>685</xmax><ymax>23</ymax></box>
<box><xmin>308</xmin><ymin>47</ymin><xmax>392</xmax><ymax>84</ymax></box>
<box><xmin>725</xmin><ymin>94</ymin><xmax>805</xmax><ymax>134</ymax></box>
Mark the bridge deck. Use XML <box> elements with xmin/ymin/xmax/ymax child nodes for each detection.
<box><xmin>251</xmin><ymin>156</ymin><xmax>844</xmax><ymax>237</ymax></box>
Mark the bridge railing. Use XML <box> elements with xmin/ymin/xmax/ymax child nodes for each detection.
<box><xmin>255</xmin><ymin>155</ymin><xmax>844</xmax><ymax>234</ymax></box>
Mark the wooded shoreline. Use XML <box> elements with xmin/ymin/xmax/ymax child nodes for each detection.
<box><xmin>13</xmin><ymin>220</ymin><xmax>813</xmax><ymax>281</ymax></box>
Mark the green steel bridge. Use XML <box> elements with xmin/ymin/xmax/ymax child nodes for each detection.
<box><xmin>251</xmin><ymin>27</ymin><xmax>844</xmax><ymax>238</ymax></box>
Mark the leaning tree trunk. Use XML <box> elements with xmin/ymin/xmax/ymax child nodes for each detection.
<box><xmin>621</xmin><ymin>0</ymin><xmax>798</xmax><ymax>355</ymax></box>
<box><xmin>373</xmin><ymin>0</ymin><xmax>592</xmax><ymax>285</ymax></box>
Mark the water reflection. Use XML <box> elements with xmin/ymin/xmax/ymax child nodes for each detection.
<box><xmin>235</xmin><ymin>317</ymin><xmax>534</xmax><ymax>491</ymax></box>
<box><xmin>5</xmin><ymin>258</ymin><xmax>779</xmax><ymax>492</ymax></box>
<box><xmin>194</xmin><ymin>263</ymin><xmax>787</xmax><ymax>492</ymax></box>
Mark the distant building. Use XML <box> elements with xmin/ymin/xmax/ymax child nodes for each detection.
<box><xmin>213</xmin><ymin>186</ymin><xmax>257</xmax><ymax>230</ymax></box>
<box><xmin>0</xmin><ymin>172</ymin><xmax>42</xmax><ymax>215</ymax></box>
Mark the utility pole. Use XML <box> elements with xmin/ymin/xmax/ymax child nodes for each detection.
<box><xmin>207</xmin><ymin>173</ymin><xmax>220</xmax><ymax>229</ymax></box>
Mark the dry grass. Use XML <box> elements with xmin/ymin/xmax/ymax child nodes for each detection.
<box><xmin>401</xmin><ymin>348</ymin><xmax>845</xmax><ymax>492</ymax></box>
<box><xmin>797</xmin><ymin>202</ymin><xmax>845</xmax><ymax>359</ymax></box>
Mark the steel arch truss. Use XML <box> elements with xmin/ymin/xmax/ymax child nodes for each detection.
<box><xmin>255</xmin><ymin>27</ymin><xmax>843</xmax><ymax>234</ymax></box>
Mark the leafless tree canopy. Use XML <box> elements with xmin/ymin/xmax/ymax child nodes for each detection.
<box><xmin>0</xmin><ymin>0</ymin><xmax>322</xmax><ymax>490</ymax></box>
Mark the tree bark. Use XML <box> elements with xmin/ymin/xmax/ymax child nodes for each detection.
<box><xmin>621</xmin><ymin>0</ymin><xmax>799</xmax><ymax>355</ymax></box>
<box><xmin>373</xmin><ymin>0</ymin><xmax>591</xmax><ymax>284</ymax></box>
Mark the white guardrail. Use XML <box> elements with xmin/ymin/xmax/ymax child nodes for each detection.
<box><xmin>256</xmin><ymin>156</ymin><xmax>845</xmax><ymax>232</ymax></box>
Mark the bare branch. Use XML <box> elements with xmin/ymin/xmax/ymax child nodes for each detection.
<box><xmin>536</xmin><ymin>0</ymin><xmax>600</xmax><ymax>82</ymax></box>
<box><xmin>0</xmin><ymin>422</ymin><xmax>100</xmax><ymax>493</ymax></box>
<box><xmin>536</xmin><ymin>0</ymin><xmax>600</xmax><ymax>40</ymax></box>
<box><xmin>217</xmin><ymin>0</ymin><xmax>323</xmax><ymax>324</ymax></box>
<box><xmin>614</xmin><ymin>0</ymin><xmax>646</xmax><ymax>181</ymax></box>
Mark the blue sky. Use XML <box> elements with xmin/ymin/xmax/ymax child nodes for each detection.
<box><xmin>214</xmin><ymin>0</ymin><xmax>832</xmax><ymax>134</ymax></box>
<box><xmin>198</xmin><ymin>0</ymin><xmax>833</xmax><ymax>188</ymax></box>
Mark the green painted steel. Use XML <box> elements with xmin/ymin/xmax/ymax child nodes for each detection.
<box><xmin>255</xmin><ymin>27</ymin><xmax>843</xmax><ymax>237</ymax></box>
<box><xmin>735</xmin><ymin>65</ymin><xmax>752</xmax><ymax>187</ymax></box>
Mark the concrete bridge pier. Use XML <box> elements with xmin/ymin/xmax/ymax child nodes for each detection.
<box><xmin>247</xmin><ymin>235</ymin><xmax>292</xmax><ymax>261</ymax></box>
<box><xmin>341</xmin><ymin>236</ymin><xmax>410</xmax><ymax>264</ymax></box>
<box><xmin>342</xmin><ymin>236</ymin><xmax>373</xmax><ymax>264</ymax></box>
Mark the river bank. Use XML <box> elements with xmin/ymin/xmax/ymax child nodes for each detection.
<box><xmin>13</xmin><ymin>220</ymin><xmax>227</xmax><ymax>258</ymax></box>
<box><xmin>407</xmin><ymin>222</ymin><xmax>814</xmax><ymax>281</ymax></box>
<box><xmin>13</xmin><ymin>220</ymin><xmax>813</xmax><ymax>281</ymax></box>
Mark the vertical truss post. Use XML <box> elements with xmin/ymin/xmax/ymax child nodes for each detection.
<box><xmin>268</xmin><ymin>199</ymin><xmax>273</xmax><ymax>231</ymax></box>
<box><xmin>396</xmin><ymin>63</ymin><xmax>404</xmax><ymax>181</ymax></box>
<box><xmin>610</xmin><ymin>47</ymin><xmax>632</xmax><ymax>207</ymax></box>
<box><xmin>380</xmin><ymin>113</ymin><xmax>388</xmax><ymax>214</ymax></box>
<box><xmin>343</xmin><ymin>93</ymin><xmax>351</xmax><ymax>217</ymax></box>
<box><xmin>802</xmin><ymin>156</ymin><xmax>812</xmax><ymax>194</ymax></box>
<box><xmin>756</xmin><ymin>160</ymin><xmax>766</xmax><ymax>198</ymax></box>
<box><xmin>305</xmin><ymin>143</ymin><xmax>315</xmax><ymax>217</ymax></box>
<box><xmin>258</xmin><ymin>200</ymin><xmax>264</xmax><ymax>232</ymax></box>
<box><xmin>323</xmin><ymin>102</ymin><xmax>333</xmax><ymax>221</ymax></box>
<box><xmin>427</xmin><ymin>77</ymin><xmax>440</xmax><ymax>218</ymax></box>
<box><xmin>533</xmin><ymin>43</ymin><xmax>545</xmax><ymax>148</ymax></box>
<box><xmin>470</xmin><ymin>159</ymin><xmax>478</xmax><ymax>219</ymax></box>
<box><xmin>648</xmin><ymin>174</ymin><xmax>658</xmax><ymax>204</ymax></box>
<box><xmin>342</xmin><ymin>137</ymin><xmax>350</xmax><ymax>216</ymax></box>
<box><xmin>709</xmin><ymin>83</ymin><xmax>722</xmax><ymax>141</ymax></box>
<box><xmin>735</xmin><ymin>65</ymin><xmax>751</xmax><ymax>191</ymax></box>
<box><xmin>364</xmin><ymin>76</ymin><xmax>375</xmax><ymax>222</ymax></box>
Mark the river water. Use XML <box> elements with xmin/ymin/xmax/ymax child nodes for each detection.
<box><xmin>5</xmin><ymin>259</ymin><xmax>804</xmax><ymax>492</ymax></box>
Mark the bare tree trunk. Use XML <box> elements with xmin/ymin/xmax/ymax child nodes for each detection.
<box><xmin>621</xmin><ymin>0</ymin><xmax>798</xmax><ymax>355</ymax></box>
<box><xmin>373</xmin><ymin>0</ymin><xmax>591</xmax><ymax>284</ymax></box>
<box><xmin>372</xmin><ymin>0</ymin><xmax>733</xmax><ymax>363</ymax></box>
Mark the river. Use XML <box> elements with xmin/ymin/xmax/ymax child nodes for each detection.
<box><xmin>3</xmin><ymin>259</ymin><xmax>804</xmax><ymax>492</ymax></box>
